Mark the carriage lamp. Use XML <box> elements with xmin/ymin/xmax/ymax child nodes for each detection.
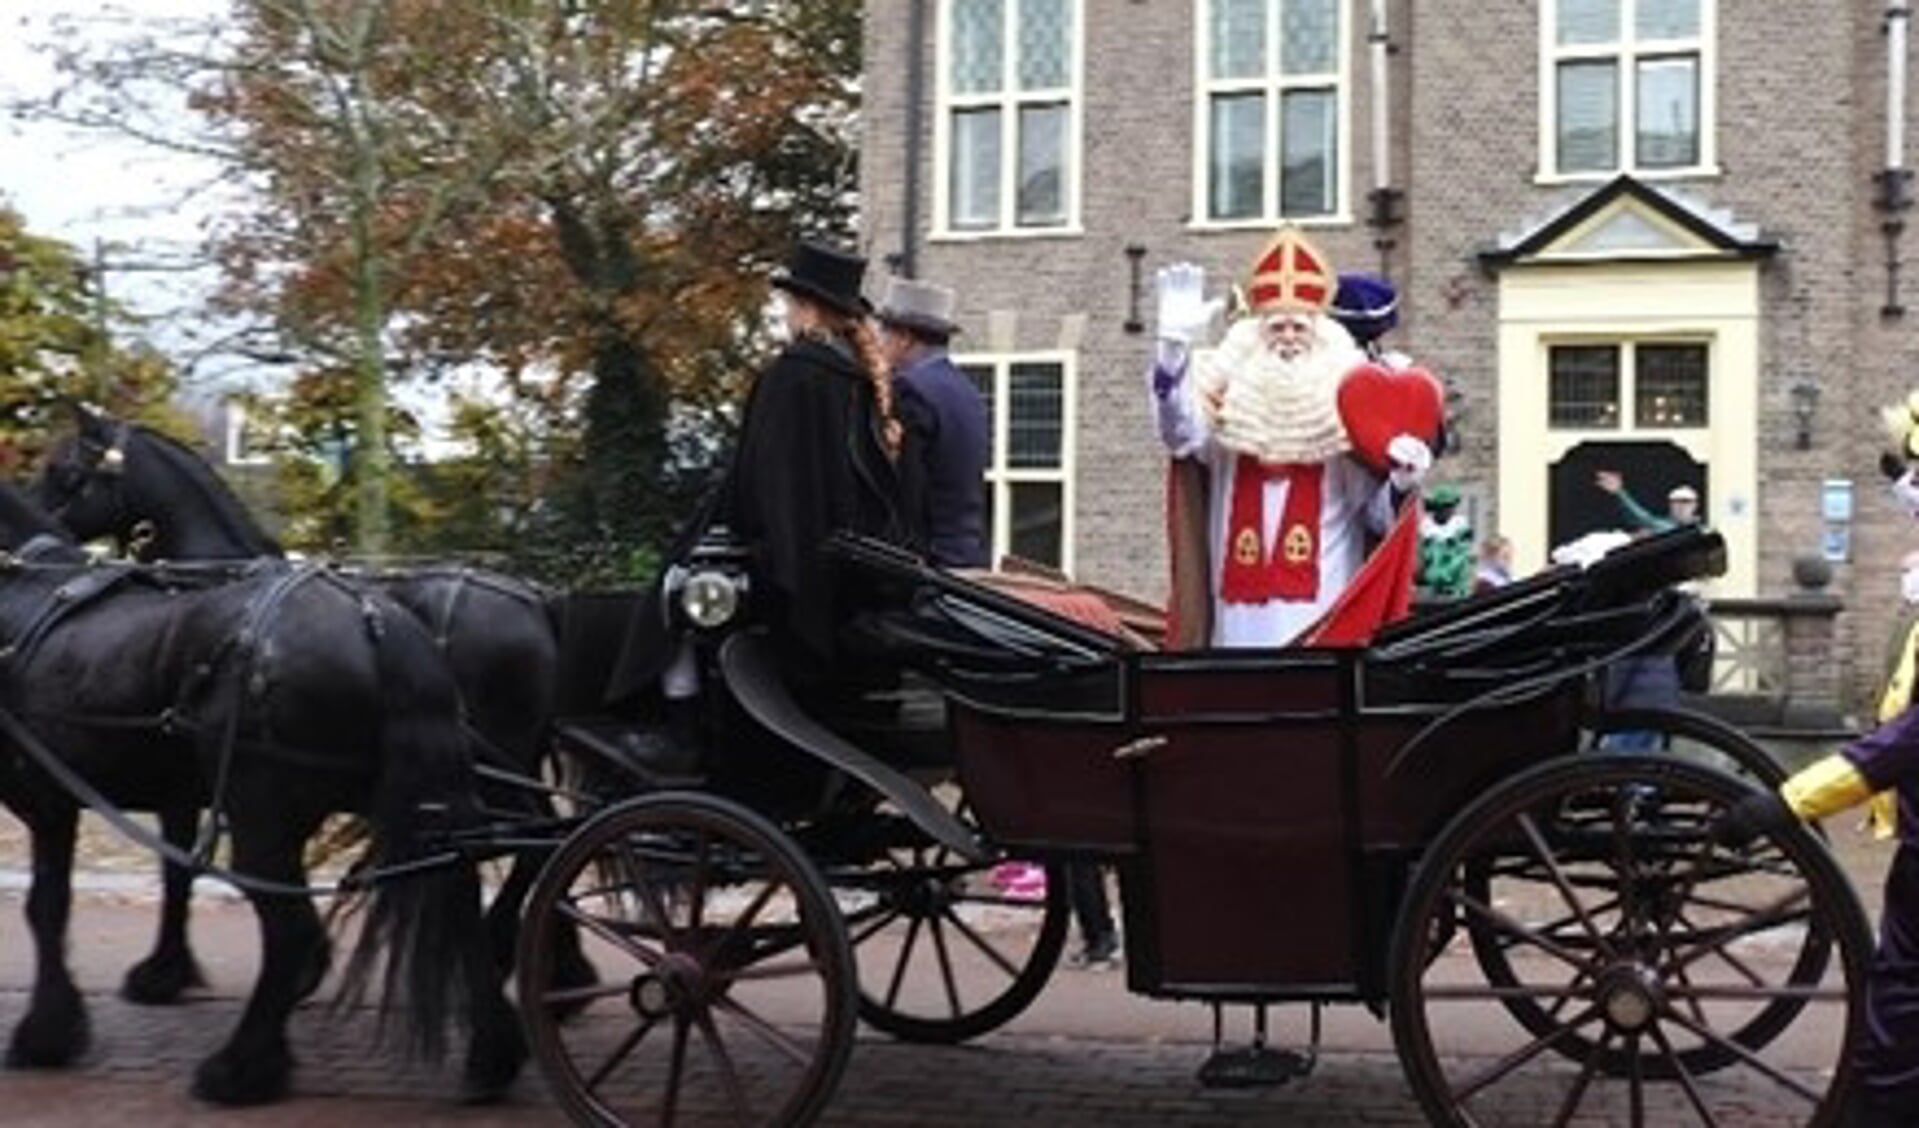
<box><xmin>681</xmin><ymin>570</ymin><xmax>743</xmax><ymax>629</ymax></box>
<box><xmin>1789</xmin><ymin>380</ymin><xmax>1821</xmax><ymax>450</ymax></box>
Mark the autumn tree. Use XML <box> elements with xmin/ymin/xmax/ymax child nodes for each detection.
<box><xmin>22</xmin><ymin>0</ymin><xmax>862</xmax><ymax>571</ymax></box>
<box><xmin>0</xmin><ymin>204</ymin><xmax>185</xmax><ymax>477</ymax></box>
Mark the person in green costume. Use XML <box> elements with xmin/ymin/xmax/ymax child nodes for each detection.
<box><xmin>1416</xmin><ymin>485</ymin><xmax>1474</xmax><ymax>601</ymax></box>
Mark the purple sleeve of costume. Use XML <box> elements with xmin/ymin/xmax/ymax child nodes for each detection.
<box><xmin>1843</xmin><ymin>704</ymin><xmax>1919</xmax><ymax>792</ymax></box>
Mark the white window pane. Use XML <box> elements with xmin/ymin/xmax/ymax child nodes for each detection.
<box><xmin>1009</xmin><ymin>481</ymin><xmax>1065</xmax><ymax>566</ymax></box>
<box><xmin>1016</xmin><ymin>103</ymin><xmax>1068</xmax><ymax>226</ymax></box>
<box><xmin>1281</xmin><ymin>0</ymin><xmax>1339</xmax><ymax>75</ymax></box>
<box><xmin>1557</xmin><ymin>60</ymin><xmax>1618</xmax><ymax>172</ymax></box>
<box><xmin>1018</xmin><ymin>0</ymin><xmax>1071</xmax><ymax>89</ymax></box>
<box><xmin>1636</xmin><ymin>56</ymin><xmax>1699</xmax><ymax>167</ymax></box>
<box><xmin>1209</xmin><ymin>93</ymin><xmax>1267</xmax><ymax>220</ymax></box>
<box><xmin>1556</xmin><ymin>0</ymin><xmax>1619</xmax><ymax>45</ymax></box>
<box><xmin>951</xmin><ymin>108</ymin><xmax>1003</xmax><ymax>229</ymax></box>
<box><xmin>1210</xmin><ymin>0</ymin><xmax>1266</xmax><ymax>79</ymax></box>
<box><xmin>951</xmin><ymin>0</ymin><xmax>1004</xmax><ymax>94</ymax></box>
<box><xmin>1280</xmin><ymin>88</ymin><xmax>1337</xmax><ymax>216</ymax></box>
<box><xmin>1635</xmin><ymin>0</ymin><xmax>1699</xmax><ymax>40</ymax></box>
<box><xmin>1007</xmin><ymin>362</ymin><xmax>1064</xmax><ymax>467</ymax></box>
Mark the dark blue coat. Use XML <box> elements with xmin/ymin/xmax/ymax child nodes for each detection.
<box><xmin>897</xmin><ymin>350</ymin><xmax>990</xmax><ymax>568</ymax></box>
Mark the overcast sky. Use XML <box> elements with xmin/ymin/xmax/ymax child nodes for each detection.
<box><xmin>1</xmin><ymin>0</ymin><xmax>242</xmax><ymax>395</ymax></box>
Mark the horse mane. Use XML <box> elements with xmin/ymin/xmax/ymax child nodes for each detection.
<box><xmin>131</xmin><ymin>424</ymin><xmax>284</xmax><ymax>556</ymax></box>
<box><xmin>0</xmin><ymin>481</ymin><xmax>78</xmax><ymax>551</ymax></box>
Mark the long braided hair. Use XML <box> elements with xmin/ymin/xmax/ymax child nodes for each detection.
<box><xmin>801</xmin><ymin>303</ymin><xmax>902</xmax><ymax>461</ymax></box>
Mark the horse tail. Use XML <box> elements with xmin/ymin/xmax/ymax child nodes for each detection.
<box><xmin>335</xmin><ymin>596</ymin><xmax>482</xmax><ymax>1063</ymax></box>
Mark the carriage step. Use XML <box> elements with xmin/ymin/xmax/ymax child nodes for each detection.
<box><xmin>1196</xmin><ymin>1045</ymin><xmax>1311</xmax><ymax>1089</ymax></box>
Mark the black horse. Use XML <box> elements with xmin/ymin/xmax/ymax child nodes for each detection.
<box><xmin>33</xmin><ymin>407</ymin><xmax>591</xmax><ymax>1004</ymax></box>
<box><xmin>0</xmin><ymin>481</ymin><xmax>523</xmax><ymax>1104</ymax></box>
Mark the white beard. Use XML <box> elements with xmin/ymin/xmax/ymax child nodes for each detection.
<box><xmin>1195</xmin><ymin>316</ymin><xmax>1362</xmax><ymax>464</ymax></box>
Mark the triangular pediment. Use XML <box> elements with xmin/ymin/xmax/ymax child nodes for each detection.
<box><xmin>1481</xmin><ymin>175</ymin><xmax>1776</xmax><ymax>267</ymax></box>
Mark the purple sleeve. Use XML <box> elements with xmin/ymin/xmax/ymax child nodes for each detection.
<box><xmin>1151</xmin><ymin>361</ymin><xmax>1182</xmax><ymax>400</ymax></box>
<box><xmin>1843</xmin><ymin>705</ymin><xmax>1919</xmax><ymax>792</ymax></box>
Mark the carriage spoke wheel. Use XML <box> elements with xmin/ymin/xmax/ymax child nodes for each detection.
<box><xmin>833</xmin><ymin>795</ymin><xmax>1068</xmax><ymax>1044</ymax></box>
<box><xmin>1390</xmin><ymin>755</ymin><xmax>1871</xmax><ymax>1128</ymax></box>
<box><xmin>518</xmin><ymin>793</ymin><xmax>855</xmax><ymax>1128</ymax></box>
<box><xmin>1468</xmin><ymin>713</ymin><xmax>1833</xmax><ymax>1078</ymax></box>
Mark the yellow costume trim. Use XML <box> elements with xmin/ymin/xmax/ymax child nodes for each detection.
<box><xmin>1779</xmin><ymin>754</ymin><xmax>1875</xmax><ymax>823</ymax></box>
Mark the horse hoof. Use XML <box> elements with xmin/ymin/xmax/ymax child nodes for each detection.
<box><xmin>121</xmin><ymin>953</ymin><xmax>207</xmax><ymax>1006</ymax></box>
<box><xmin>191</xmin><ymin>1044</ymin><xmax>292</xmax><ymax>1106</ymax></box>
<box><xmin>551</xmin><ymin>949</ymin><xmax>600</xmax><ymax>1022</ymax></box>
<box><xmin>6</xmin><ymin>996</ymin><xmax>89</xmax><ymax>1068</ymax></box>
<box><xmin>460</xmin><ymin>1020</ymin><xmax>527</xmax><ymax>1105</ymax></box>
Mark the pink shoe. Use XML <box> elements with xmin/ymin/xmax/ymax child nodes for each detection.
<box><xmin>991</xmin><ymin>862</ymin><xmax>1047</xmax><ymax>902</ymax></box>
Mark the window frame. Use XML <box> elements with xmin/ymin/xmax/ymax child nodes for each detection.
<box><xmin>932</xmin><ymin>0</ymin><xmax>1086</xmax><ymax>240</ymax></box>
<box><xmin>1189</xmin><ymin>0</ymin><xmax>1354</xmax><ymax>230</ymax></box>
<box><xmin>1544</xmin><ymin>335</ymin><xmax>1713</xmax><ymax>434</ymax></box>
<box><xmin>952</xmin><ymin>348</ymin><xmax>1079</xmax><ymax>572</ymax></box>
<box><xmin>1538</xmin><ymin>0</ymin><xmax>1717</xmax><ymax>182</ymax></box>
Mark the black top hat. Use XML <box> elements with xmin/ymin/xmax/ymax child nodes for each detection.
<box><xmin>771</xmin><ymin>241</ymin><xmax>870</xmax><ymax>318</ymax></box>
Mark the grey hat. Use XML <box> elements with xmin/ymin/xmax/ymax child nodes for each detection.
<box><xmin>875</xmin><ymin>277</ymin><xmax>962</xmax><ymax>338</ymax></box>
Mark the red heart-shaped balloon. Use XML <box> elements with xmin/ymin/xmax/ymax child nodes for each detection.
<box><xmin>1337</xmin><ymin>362</ymin><xmax>1445</xmax><ymax>474</ymax></box>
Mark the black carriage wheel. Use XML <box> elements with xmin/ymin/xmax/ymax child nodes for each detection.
<box><xmin>1464</xmin><ymin>711</ymin><xmax>1832</xmax><ymax>1078</ymax></box>
<box><xmin>1390</xmin><ymin>755</ymin><xmax>1871</xmax><ymax>1128</ymax></box>
<box><xmin>517</xmin><ymin>792</ymin><xmax>856</xmax><ymax>1128</ymax></box>
<box><xmin>834</xmin><ymin>797</ymin><xmax>1069</xmax><ymax>1045</ymax></box>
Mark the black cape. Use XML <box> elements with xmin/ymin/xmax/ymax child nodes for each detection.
<box><xmin>605</xmin><ymin>336</ymin><xmax>911</xmax><ymax>705</ymax></box>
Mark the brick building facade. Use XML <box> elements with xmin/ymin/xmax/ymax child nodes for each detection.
<box><xmin>861</xmin><ymin>0</ymin><xmax>1915</xmax><ymax>709</ymax></box>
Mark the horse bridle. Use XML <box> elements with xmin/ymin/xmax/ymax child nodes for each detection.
<box><xmin>53</xmin><ymin>422</ymin><xmax>156</xmax><ymax>556</ymax></box>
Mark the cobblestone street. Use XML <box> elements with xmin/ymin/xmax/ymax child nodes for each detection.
<box><xmin>0</xmin><ymin>810</ymin><xmax>1887</xmax><ymax>1126</ymax></box>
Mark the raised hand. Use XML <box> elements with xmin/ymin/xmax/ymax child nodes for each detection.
<box><xmin>1154</xmin><ymin>262</ymin><xmax>1223</xmax><ymax>346</ymax></box>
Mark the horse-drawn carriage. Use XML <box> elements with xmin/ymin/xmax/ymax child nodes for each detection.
<box><xmin>508</xmin><ymin>521</ymin><xmax>1872</xmax><ymax>1127</ymax></box>
<box><xmin>4</xmin><ymin>420</ymin><xmax>1877</xmax><ymax>1126</ymax></box>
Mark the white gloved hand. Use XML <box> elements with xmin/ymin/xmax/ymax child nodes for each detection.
<box><xmin>1894</xmin><ymin>469</ymin><xmax>1919</xmax><ymax>518</ymax></box>
<box><xmin>1386</xmin><ymin>433</ymin><xmax>1434</xmax><ymax>493</ymax></box>
<box><xmin>1155</xmin><ymin>262</ymin><xmax>1223</xmax><ymax>346</ymax></box>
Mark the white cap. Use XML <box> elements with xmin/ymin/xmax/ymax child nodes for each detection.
<box><xmin>1668</xmin><ymin>485</ymin><xmax>1699</xmax><ymax>503</ymax></box>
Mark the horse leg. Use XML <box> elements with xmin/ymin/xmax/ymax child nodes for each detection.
<box><xmin>190</xmin><ymin>827</ymin><xmax>321</xmax><ymax>1107</ymax></box>
<box><xmin>7</xmin><ymin>800</ymin><xmax>89</xmax><ymax>1068</ymax></box>
<box><xmin>456</xmin><ymin>861</ymin><xmax>527</xmax><ymax>1104</ymax></box>
<box><xmin>485</xmin><ymin>796</ymin><xmax>595</xmax><ymax>999</ymax></box>
<box><xmin>121</xmin><ymin>803</ymin><xmax>209</xmax><ymax>1004</ymax></box>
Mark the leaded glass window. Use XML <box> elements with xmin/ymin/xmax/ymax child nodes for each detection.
<box><xmin>961</xmin><ymin>354</ymin><xmax>1077</xmax><ymax>570</ymax></box>
<box><xmin>1200</xmin><ymin>0</ymin><xmax>1345</xmax><ymax>223</ymax></box>
<box><xmin>942</xmin><ymin>0</ymin><xmax>1078</xmax><ymax>233</ymax></box>
<box><xmin>1545</xmin><ymin>0</ymin><xmax>1709</xmax><ymax>176</ymax></box>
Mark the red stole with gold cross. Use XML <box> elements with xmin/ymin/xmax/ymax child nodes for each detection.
<box><xmin>1218</xmin><ymin>454</ymin><xmax>1323</xmax><ymax>604</ymax></box>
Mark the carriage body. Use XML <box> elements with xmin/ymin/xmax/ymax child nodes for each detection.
<box><xmin>947</xmin><ymin>648</ymin><xmax>1584</xmax><ymax>1006</ymax></box>
<box><xmin>521</xmin><ymin>523</ymin><xmax>1875</xmax><ymax>1128</ymax></box>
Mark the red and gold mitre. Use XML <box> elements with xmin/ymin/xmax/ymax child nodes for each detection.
<box><xmin>1246</xmin><ymin>225</ymin><xmax>1334</xmax><ymax>316</ymax></box>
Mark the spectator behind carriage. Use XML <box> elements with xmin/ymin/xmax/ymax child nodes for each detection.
<box><xmin>605</xmin><ymin>241</ymin><xmax>912</xmax><ymax>743</ymax></box>
<box><xmin>1594</xmin><ymin>470</ymin><xmax>1698</xmax><ymax>532</ymax></box>
<box><xmin>874</xmin><ymin>276</ymin><xmax>990</xmax><ymax>568</ymax></box>
<box><xmin>1474</xmin><ymin>534</ymin><xmax>1514</xmax><ymax>593</ymax></box>
<box><xmin>1590</xmin><ymin>472</ymin><xmax>1701</xmax><ymax>749</ymax></box>
<box><xmin>874</xmin><ymin>275</ymin><xmax>1121</xmax><ymax>966</ymax></box>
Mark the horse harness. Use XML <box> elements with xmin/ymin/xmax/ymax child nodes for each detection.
<box><xmin>0</xmin><ymin>556</ymin><xmax>395</xmax><ymax>776</ymax></box>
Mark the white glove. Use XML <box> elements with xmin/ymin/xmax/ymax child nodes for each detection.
<box><xmin>1894</xmin><ymin>469</ymin><xmax>1919</xmax><ymax>518</ymax></box>
<box><xmin>1386</xmin><ymin>434</ymin><xmax>1433</xmax><ymax>493</ymax></box>
<box><xmin>1155</xmin><ymin>262</ymin><xmax>1223</xmax><ymax>346</ymax></box>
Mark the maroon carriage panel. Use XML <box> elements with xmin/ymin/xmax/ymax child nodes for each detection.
<box><xmin>1126</xmin><ymin>718</ymin><xmax>1355</xmax><ymax>990</ymax></box>
<box><xmin>950</xmin><ymin>707</ymin><xmax>1138</xmax><ymax>853</ymax></box>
